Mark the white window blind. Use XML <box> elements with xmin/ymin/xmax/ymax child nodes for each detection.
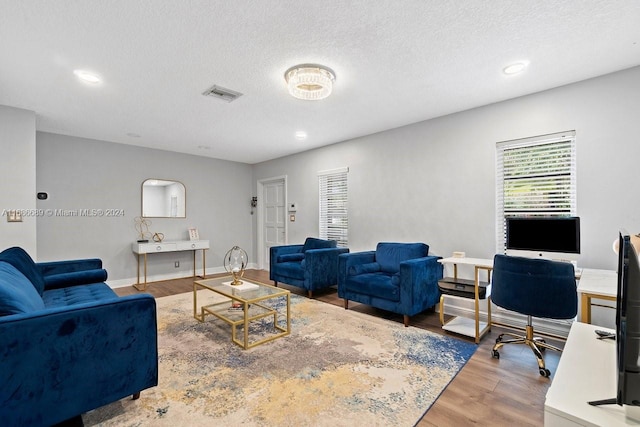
<box><xmin>496</xmin><ymin>131</ymin><xmax>577</xmax><ymax>253</ymax></box>
<box><xmin>319</xmin><ymin>167</ymin><xmax>348</xmax><ymax>247</ymax></box>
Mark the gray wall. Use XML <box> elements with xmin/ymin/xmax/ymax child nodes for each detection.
<box><xmin>36</xmin><ymin>132</ymin><xmax>253</xmax><ymax>285</ymax></box>
<box><xmin>0</xmin><ymin>105</ymin><xmax>37</xmax><ymax>254</ymax></box>
<box><xmin>253</xmin><ymin>66</ymin><xmax>640</xmax><ymax>273</ymax></box>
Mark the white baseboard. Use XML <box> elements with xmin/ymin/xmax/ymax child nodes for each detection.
<box><xmin>438</xmin><ymin>298</ymin><xmax>572</xmax><ymax>338</ymax></box>
<box><xmin>106</xmin><ymin>265</ymin><xmax>253</xmax><ymax>289</ymax></box>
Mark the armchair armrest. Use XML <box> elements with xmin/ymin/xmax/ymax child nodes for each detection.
<box><xmin>338</xmin><ymin>251</ymin><xmax>376</xmax><ymax>287</ymax></box>
<box><xmin>0</xmin><ymin>294</ymin><xmax>158</xmax><ymax>426</ymax></box>
<box><xmin>269</xmin><ymin>244</ymin><xmax>304</xmax><ymax>281</ymax></box>
<box><xmin>303</xmin><ymin>247</ymin><xmax>349</xmax><ymax>288</ymax></box>
<box><xmin>398</xmin><ymin>255</ymin><xmax>443</xmax><ymax>315</ymax></box>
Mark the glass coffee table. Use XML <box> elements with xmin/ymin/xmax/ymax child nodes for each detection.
<box><xmin>193</xmin><ymin>276</ymin><xmax>290</xmax><ymax>349</ymax></box>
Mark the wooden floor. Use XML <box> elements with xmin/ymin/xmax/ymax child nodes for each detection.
<box><xmin>116</xmin><ymin>270</ymin><xmax>562</xmax><ymax>426</ymax></box>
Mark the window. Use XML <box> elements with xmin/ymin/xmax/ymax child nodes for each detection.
<box><xmin>319</xmin><ymin>167</ymin><xmax>348</xmax><ymax>247</ymax></box>
<box><xmin>496</xmin><ymin>131</ymin><xmax>577</xmax><ymax>253</ymax></box>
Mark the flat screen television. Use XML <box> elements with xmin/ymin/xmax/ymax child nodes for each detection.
<box><xmin>589</xmin><ymin>231</ymin><xmax>640</xmax><ymax>408</ymax></box>
<box><xmin>505</xmin><ymin>216</ymin><xmax>580</xmax><ymax>261</ymax></box>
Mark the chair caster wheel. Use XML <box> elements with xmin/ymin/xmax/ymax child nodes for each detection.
<box><xmin>539</xmin><ymin>368</ymin><xmax>551</xmax><ymax>377</ymax></box>
<box><xmin>495</xmin><ymin>335</ymin><xmax>503</xmax><ymax>344</ymax></box>
<box><xmin>492</xmin><ymin>349</ymin><xmax>500</xmax><ymax>359</ymax></box>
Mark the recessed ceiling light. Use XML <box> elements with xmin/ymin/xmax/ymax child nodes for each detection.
<box><xmin>295</xmin><ymin>131</ymin><xmax>307</xmax><ymax>140</ymax></box>
<box><xmin>503</xmin><ymin>62</ymin><xmax>529</xmax><ymax>75</ymax></box>
<box><xmin>73</xmin><ymin>69</ymin><xmax>101</xmax><ymax>84</ymax></box>
<box><xmin>126</xmin><ymin>132</ymin><xmax>141</xmax><ymax>138</ymax></box>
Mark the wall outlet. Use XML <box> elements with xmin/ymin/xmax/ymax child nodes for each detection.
<box><xmin>174</xmin><ymin>261</ymin><xmax>180</xmax><ymax>268</ymax></box>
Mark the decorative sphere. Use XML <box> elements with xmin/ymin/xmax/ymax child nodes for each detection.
<box><xmin>224</xmin><ymin>246</ymin><xmax>248</xmax><ymax>285</ymax></box>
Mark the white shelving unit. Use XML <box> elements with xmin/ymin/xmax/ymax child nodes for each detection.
<box><xmin>437</xmin><ymin>257</ymin><xmax>493</xmax><ymax>344</ymax></box>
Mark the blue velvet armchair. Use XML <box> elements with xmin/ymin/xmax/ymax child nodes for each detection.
<box><xmin>338</xmin><ymin>242</ymin><xmax>443</xmax><ymax>326</ymax></box>
<box><xmin>0</xmin><ymin>247</ymin><xmax>158</xmax><ymax>426</ymax></box>
<box><xmin>270</xmin><ymin>237</ymin><xmax>349</xmax><ymax>297</ymax></box>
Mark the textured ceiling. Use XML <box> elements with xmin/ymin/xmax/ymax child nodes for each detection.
<box><xmin>1</xmin><ymin>1</ymin><xmax>639</xmax><ymax>164</ymax></box>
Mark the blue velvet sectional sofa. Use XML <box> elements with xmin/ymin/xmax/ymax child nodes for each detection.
<box><xmin>0</xmin><ymin>247</ymin><xmax>158</xmax><ymax>426</ymax></box>
<box><xmin>270</xmin><ymin>237</ymin><xmax>349</xmax><ymax>297</ymax></box>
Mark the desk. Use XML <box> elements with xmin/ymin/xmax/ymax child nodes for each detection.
<box><xmin>437</xmin><ymin>257</ymin><xmax>493</xmax><ymax>344</ymax></box>
<box><xmin>577</xmin><ymin>269</ymin><xmax>617</xmax><ymax>324</ymax></box>
<box><xmin>132</xmin><ymin>240</ymin><xmax>209</xmax><ymax>291</ymax></box>
<box><xmin>544</xmin><ymin>322</ymin><xmax>637</xmax><ymax>426</ymax></box>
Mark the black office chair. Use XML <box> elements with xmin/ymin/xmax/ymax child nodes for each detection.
<box><xmin>490</xmin><ymin>254</ymin><xmax>577</xmax><ymax>377</ymax></box>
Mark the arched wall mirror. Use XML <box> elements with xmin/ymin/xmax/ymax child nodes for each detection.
<box><xmin>141</xmin><ymin>179</ymin><xmax>186</xmax><ymax>218</ymax></box>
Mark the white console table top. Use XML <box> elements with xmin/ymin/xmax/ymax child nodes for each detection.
<box><xmin>132</xmin><ymin>239</ymin><xmax>210</xmax><ymax>254</ymax></box>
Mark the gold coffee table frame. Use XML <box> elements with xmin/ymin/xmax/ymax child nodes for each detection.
<box><xmin>193</xmin><ymin>276</ymin><xmax>291</xmax><ymax>349</ymax></box>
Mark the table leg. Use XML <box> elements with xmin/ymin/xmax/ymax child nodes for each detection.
<box><xmin>202</xmin><ymin>249</ymin><xmax>207</xmax><ymax>278</ymax></box>
<box><xmin>474</xmin><ymin>266</ymin><xmax>480</xmax><ymax>344</ymax></box>
<box><xmin>581</xmin><ymin>294</ymin><xmax>592</xmax><ymax>324</ymax></box>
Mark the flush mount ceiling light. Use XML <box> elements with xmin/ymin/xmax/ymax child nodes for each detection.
<box><xmin>294</xmin><ymin>131</ymin><xmax>307</xmax><ymax>140</ymax></box>
<box><xmin>503</xmin><ymin>61</ymin><xmax>529</xmax><ymax>75</ymax></box>
<box><xmin>284</xmin><ymin>64</ymin><xmax>335</xmax><ymax>100</ymax></box>
<box><xmin>73</xmin><ymin>69</ymin><xmax>101</xmax><ymax>84</ymax></box>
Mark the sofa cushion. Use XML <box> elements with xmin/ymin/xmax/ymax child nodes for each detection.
<box><xmin>375</xmin><ymin>242</ymin><xmax>429</xmax><ymax>274</ymax></box>
<box><xmin>343</xmin><ymin>272</ymin><xmax>400</xmax><ymax>301</ymax></box>
<box><xmin>277</xmin><ymin>253</ymin><xmax>305</xmax><ymax>263</ymax></box>
<box><xmin>0</xmin><ymin>262</ymin><xmax>45</xmax><ymax>316</ymax></box>
<box><xmin>271</xmin><ymin>261</ymin><xmax>304</xmax><ymax>280</ymax></box>
<box><xmin>302</xmin><ymin>237</ymin><xmax>337</xmax><ymax>253</ymax></box>
<box><xmin>43</xmin><ymin>269</ymin><xmax>109</xmax><ymax>290</ymax></box>
<box><xmin>42</xmin><ymin>283</ymin><xmax>117</xmax><ymax>308</ymax></box>
<box><xmin>0</xmin><ymin>247</ymin><xmax>46</xmax><ymax>295</ymax></box>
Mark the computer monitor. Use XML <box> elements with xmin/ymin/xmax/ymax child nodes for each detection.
<box><xmin>505</xmin><ymin>216</ymin><xmax>580</xmax><ymax>262</ymax></box>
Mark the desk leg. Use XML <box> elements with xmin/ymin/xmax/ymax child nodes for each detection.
<box><xmin>193</xmin><ymin>250</ymin><xmax>196</xmax><ymax>277</ymax></box>
<box><xmin>581</xmin><ymin>294</ymin><xmax>592</xmax><ymax>324</ymax></box>
<box><xmin>486</xmin><ymin>269</ymin><xmax>492</xmax><ymax>332</ymax></box>
<box><xmin>474</xmin><ymin>267</ymin><xmax>480</xmax><ymax>344</ymax></box>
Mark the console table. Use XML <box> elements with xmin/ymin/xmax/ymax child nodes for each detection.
<box><xmin>437</xmin><ymin>257</ymin><xmax>493</xmax><ymax>344</ymax></box>
<box><xmin>577</xmin><ymin>268</ymin><xmax>617</xmax><ymax>324</ymax></box>
<box><xmin>544</xmin><ymin>322</ymin><xmax>636</xmax><ymax>426</ymax></box>
<box><xmin>132</xmin><ymin>240</ymin><xmax>209</xmax><ymax>291</ymax></box>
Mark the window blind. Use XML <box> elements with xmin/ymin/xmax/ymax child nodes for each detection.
<box><xmin>496</xmin><ymin>131</ymin><xmax>577</xmax><ymax>253</ymax></box>
<box><xmin>318</xmin><ymin>167</ymin><xmax>349</xmax><ymax>247</ymax></box>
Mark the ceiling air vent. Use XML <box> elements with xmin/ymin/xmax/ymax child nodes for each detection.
<box><xmin>202</xmin><ymin>85</ymin><xmax>243</xmax><ymax>103</ymax></box>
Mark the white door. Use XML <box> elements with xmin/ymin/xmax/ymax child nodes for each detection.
<box><xmin>261</xmin><ymin>178</ymin><xmax>286</xmax><ymax>269</ymax></box>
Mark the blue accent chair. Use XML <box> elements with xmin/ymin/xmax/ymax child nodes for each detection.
<box><xmin>491</xmin><ymin>254</ymin><xmax>577</xmax><ymax>377</ymax></box>
<box><xmin>0</xmin><ymin>247</ymin><xmax>158</xmax><ymax>426</ymax></box>
<box><xmin>338</xmin><ymin>242</ymin><xmax>443</xmax><ymax>326</ymax></box>
<box><xmin>270</xmin><ymin>237</ymin><xmax>349</xmax><ymax>297</ymax></box>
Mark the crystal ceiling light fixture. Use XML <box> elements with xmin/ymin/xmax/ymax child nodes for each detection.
<box><xmin>284</xmin><ymin>64</ymin><xmax>336</xmax><ymax>100</ymax></box>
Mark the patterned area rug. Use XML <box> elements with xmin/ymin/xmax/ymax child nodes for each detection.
<box><xmin>84</xmin><ymin>290</ymin><xmax>476</xmax><ymax>426</ymax></box>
